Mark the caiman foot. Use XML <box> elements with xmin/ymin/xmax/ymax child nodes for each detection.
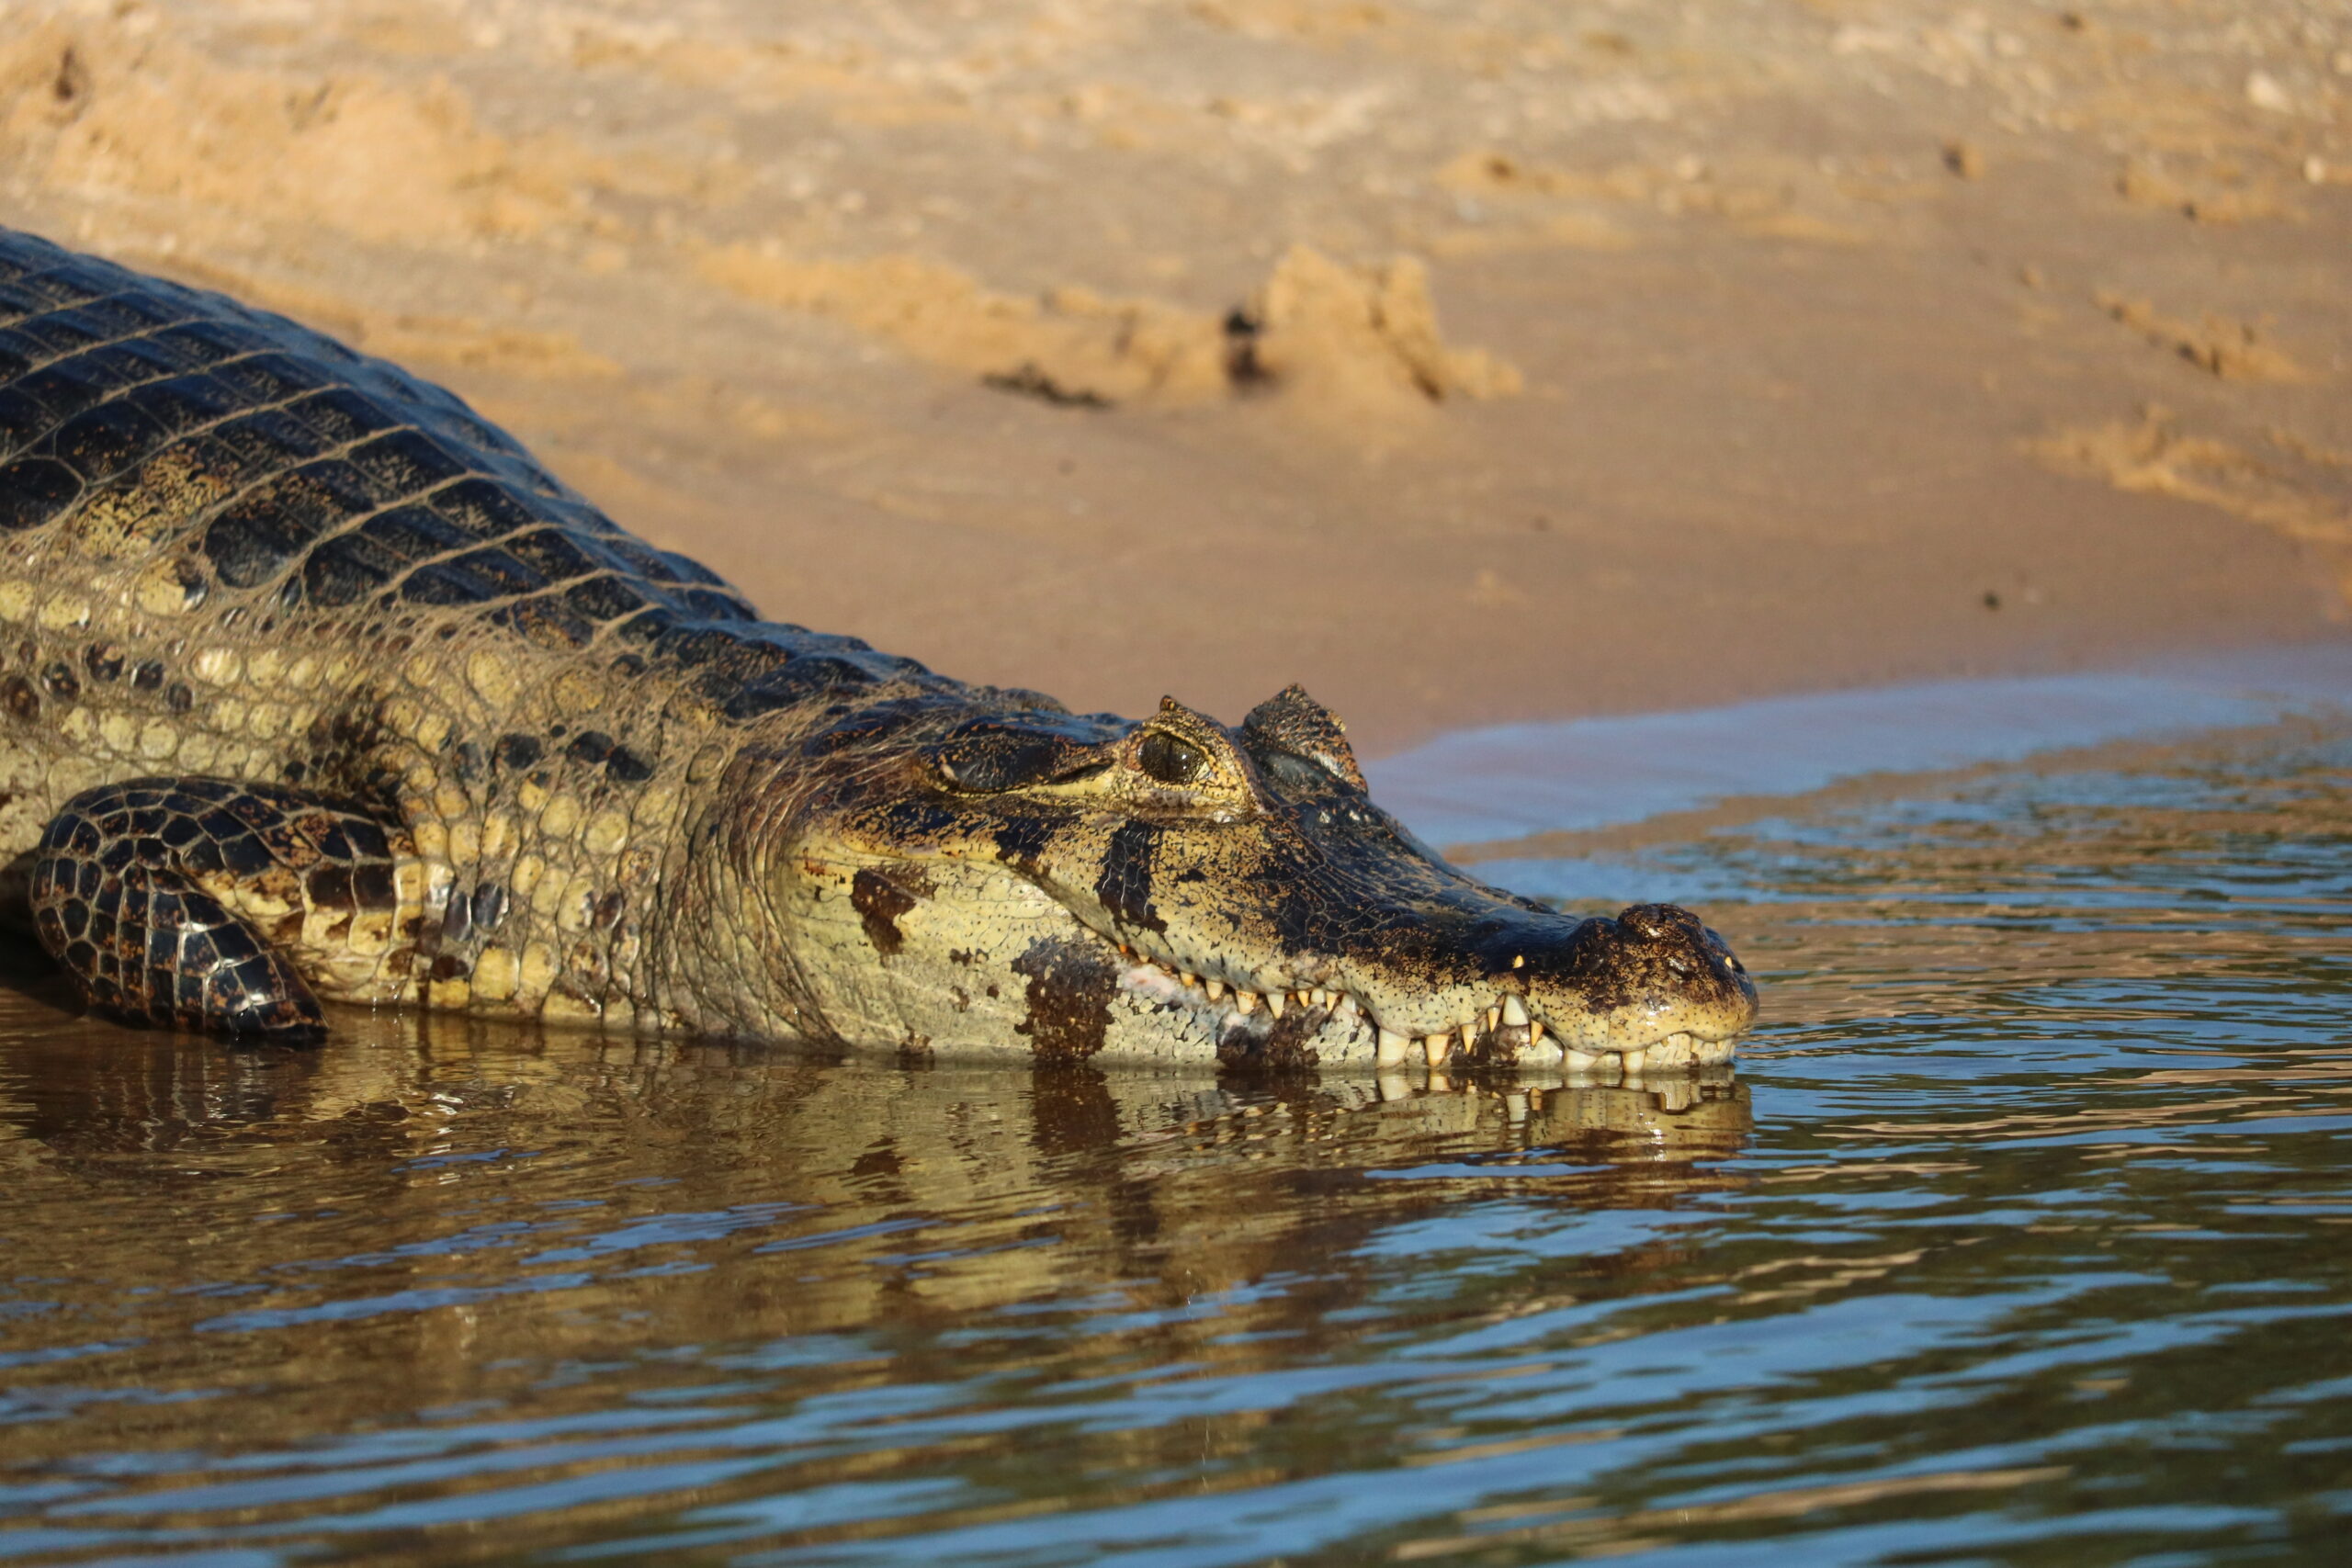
<box><xmin>29</xmin><ymin>778</ymin><xmax>404</xmax><ymax>1045</ymax></box>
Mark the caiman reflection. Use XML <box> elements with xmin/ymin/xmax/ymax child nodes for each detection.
<box><xmin>0</xmin><ymin>1005</ymin><xmax>1748</xmax><ymax>1369</ymax></box>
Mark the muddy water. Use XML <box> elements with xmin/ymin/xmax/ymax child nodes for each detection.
<box><xmin>0</xmin><ymin>704</ymin><xmax>2348</xmax><ymax>1563</ymax></box>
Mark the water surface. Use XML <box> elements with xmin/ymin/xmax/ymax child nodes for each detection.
<box><xmin>0</xmin><ymin>698</ymin><xmax>2347</xmax><ymax>1564</ymax></box>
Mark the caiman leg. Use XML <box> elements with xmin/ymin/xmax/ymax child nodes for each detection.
<box><xmin>28</xmin><ymin>779</ymin><xmax>417</xmax><ymax>1044</ymax></box>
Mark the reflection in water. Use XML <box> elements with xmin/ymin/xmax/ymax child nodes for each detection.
<box><xmin>0</xmin><ymin>1004</ymin><xmax>1749</xmax><ymax>1564</ymax></box>
<box><xmin>0</xmin><ymin>725</ymin><xmax>2348</xmax><ymax>1564</ymax></box>
<box><xmin>5</xmin><ymin>1012</ymin><xmax>1747</xmax><ymax>1325</ymax></box>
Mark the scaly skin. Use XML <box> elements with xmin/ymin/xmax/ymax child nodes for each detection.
<box><xmin>0</xmin><ymin>227</ymin><xmax>1758</xmax><ymax>1068</ymax></box>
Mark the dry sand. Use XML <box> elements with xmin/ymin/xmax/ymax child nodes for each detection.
<box><xmin>3</xmin><ymin>0</ymin><xmax>2347</xmax><ymax>752</ymax></box>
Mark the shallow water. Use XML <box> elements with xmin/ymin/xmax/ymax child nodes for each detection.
<box><xmin>1368</xmin><ymin>643</ymin><xmax>2352</xmax><ymax>847</ymax></box>
<box><xmin>1</xmin><ymin>709</ymin><xmax>2349</xmax><ymax>1564</ymax></box>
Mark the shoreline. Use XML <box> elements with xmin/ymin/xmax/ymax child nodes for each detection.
<box><xmin>1367</xmin><ymin>640</ymin><xmax>2352</xmax><ymax>855</ymax></box>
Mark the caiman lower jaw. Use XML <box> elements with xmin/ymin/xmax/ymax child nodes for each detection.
<box><xmin>1107</xmin><ymin>940</ymin><xmax>1743</xmax><ymax>1072</ymax></box>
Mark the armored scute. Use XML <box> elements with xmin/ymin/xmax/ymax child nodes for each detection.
<box><xmin>0</xmin><ymin>228</ymin><xmax>1757</xmax><ymax>1068</ymax></box>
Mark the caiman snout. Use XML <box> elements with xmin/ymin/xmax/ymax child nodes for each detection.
<box><xmin>1541</xmin><ymin>902</ymin><xmax>1758</xmax><ymax>1066</ymax></box>
<box><xmin>1321</xmin><ymin>889</ymin><xmax>1758</xmax><ymax>1074</ymax></box>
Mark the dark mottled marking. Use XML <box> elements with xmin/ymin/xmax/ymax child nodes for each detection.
<box><xmin>564</xmin><ymin>574</ymin><xmax>644</xmax><ymax>623</ymax></box>
<box><xmin>930</xmin><ymin>712</ymin><xmax>1119</xmax><ymax>792</ymax></box>
<box><xmin>850</xmin><ymin>866</ymin><xmax>924</xmax><ymax>959</ymax></box>
<box><xmin>2</xmin><ymin>674</ymin><xmax>36</xmax><ymax>721</ymax></box>
<box><xmin>855</xmin><ymin>798</ymin><xmax>959</xmax><ymax>845</ymax></box>
<box><xmin>1010</xmin><ymin>935</ymin><xmax>1118</xmax><ymax>1060</ymax></box>
<box><xmin>799</xmin><ymin>697</ymin><xmax>934</xmax><ymax>759</ymax></box>
<box><xmin>306</xmin><ymin>864</ymin><xmax>354</xmax><ymax>909</ymax></box>
<box><xmin>990</xmin><ymin>816</ymin><xmax>1057</xmax><ymax>874</ymax></box>
<box><xmin>352</xmin><ymin>862</ymin><xmax>395</xmax><ymax>908</ymax></box>
<box><xmin>164</xmin><ymin>682</ymin><xmax>191</xmax><ymax>713</ymax></box>
<box><xmin>40</xmin><ymin>661</ymin><xmax>77</xmax><ymax>700</ymax></box>
<box><xmin>300</xmin><ymin>536</ymin><xmax>394</xmax><ymax>606</ymax></box>
<box><xmin>82</xmin><ymin>643</ymin><xmax>122</xmax><ymax>682</ymax></box>
<box><xmin>164</xmin><ymin>558</ymin><xmax>208</xmax><ymax>613</ymax></box>
<box><xmin>130</xmin><ymin>659</ymin><xmax>164</xmax><ymax>690</ymax></box>
<box><xmin>1093</xmin><ymin>819</ymin><xmax>1165</xmax><ymax>934</ymax></box>
<box><xmin>0</xmin><ymin>456</ymin><xmax>81</xmax><ymax>530</ymax></box>
<box><xmin>720</xmin><ymin>655</ymin><xmax>876</xmax><ymax>721</ymax></box>
<box><xmin>450</xmin><ymin>740</ymin><xmax>486</xmax><ymax>784</ymax></box>
<box><xmin>493</xmin><ymin>732</ymin><xmax>543</xmax><ymax>771</ymax></box>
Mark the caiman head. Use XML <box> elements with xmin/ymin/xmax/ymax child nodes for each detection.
<box><xmin>690</xmin><ymin>684</ymin><xmax>1758</xmax><ymax>1071</ymax></box>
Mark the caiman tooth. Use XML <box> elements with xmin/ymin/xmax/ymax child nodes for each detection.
<box><xmin>1179</xmin><ymin>972</ymin><xmax>1196</xmax><ymax>988</ymax></box>
<box><xmin>1485</xmin><ymin>1006</ymin><xmax>1500</xmax><ymax>1033</ymax></box>
<box><xmin>1424</xmin><ymin>1032</ymin><xmax>1451</xmax><ymax>1066</ymax></box>
<box><xmin>1334</xmin><ymin>993</ymin><xmax>1359</xmax><ymax>1018</ymax></box>
<box><xmin>1623</xmin><ymin>1046</ymin><xmax>1647</xmax><ymax>1076</ymax></box>
<box><xmin>1376</xmin><ymin>1028</ymin><xmax>1411</xmax><ymax>1066</ymax></box>
<box><xmin>1501</xmin><ymin>995</ymin><xmax>1529</xmax><ymax>1027</ymax></box>
<box><xmin>1265</xmin><ymin>990</ymin><xmax>1285</xmax><ymax>1020</ymax></box>
<box><xmin>1235</xmin><ymin>989</ymin><xmax>1257</xmax><ymax>1015</ymax></box>
<box><xmin>1205</xmin><ymin>977</ymin><xmax>1226</xmax><ymax>1001</ymax></box>
<box><xmin>1527</xmin><ymin>1019</ymin><xmax>1545</xmax><ymax>1049</ymax></box>
<box><xmin>1309</xmin><ymin>987</ymin><xmax>1327</xmax><ymax>1009</ymax></box>
<box><xmin>1461</xmin><ymin>1021</ymin><xmax>1478</xmax><ymax>1052</ymax></box>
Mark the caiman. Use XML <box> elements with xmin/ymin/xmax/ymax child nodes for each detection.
<box><xmin>0</xmin><ymin>227</ymin><xmax>1758</xmax><ymax>1069</ymax></box>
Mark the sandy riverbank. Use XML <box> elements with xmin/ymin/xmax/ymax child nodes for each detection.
<box><xmin>4</xmin><ymin>0</ymin><xmax>2347</xmax><ymax>752</ymax></box>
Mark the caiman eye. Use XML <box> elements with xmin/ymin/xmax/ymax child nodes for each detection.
<box><xmin>1136</xmin><ymin>729</ymin><xmax>1208</xmax><ymax>785</ymax></box>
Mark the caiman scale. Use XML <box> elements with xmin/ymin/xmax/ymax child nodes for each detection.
<box><xmin>0</xmin><ymin>228</ymin><xmax>1758</xmax><ymax>1068</ymax></box>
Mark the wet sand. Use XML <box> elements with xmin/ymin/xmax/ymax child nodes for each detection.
<box><xmin>4</xmin><ymin>0</ymin><xmax>2348</xmax><ymax>751</ymax></box>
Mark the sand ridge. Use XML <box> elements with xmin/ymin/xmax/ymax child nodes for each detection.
<box><xmin>692</xmin><ymin>240</ymin><xmax>1517</xmax><ymax>417</ymax></box>
<box><xmin>0</xmin><ymin>12</ymin><xmax>595</xmax><ymax>244</ymax></box>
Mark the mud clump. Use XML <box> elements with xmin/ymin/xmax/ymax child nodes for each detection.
<box><xmin>1228</xmin><ymin>244</ymin><xmax>1522</xmax><ymax>412</ymax></box>
<box><xmin>694</xmin><ymin>246</ymin><xmax>1228</xmax><ymax>405</ymax></box>
<box><xmin>2093</xmin><ymin>291</ymin><xmax>2305</xmax><ymax>383</ymax></box>
<box><xmin>696</xmin><ymin>241</ymin><xmax>1518</xmax><ymax>419</ymax></box>
<box><xmin>2113</xmin><ymin>160</ymin><xmax>2297</xmax><ymax>226</ymax></box>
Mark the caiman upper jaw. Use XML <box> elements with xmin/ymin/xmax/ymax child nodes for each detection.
<box><xmin>1104</xmin><ymin>897</ymin><xmax>1759</xmax><ymax>1071</ymax></box>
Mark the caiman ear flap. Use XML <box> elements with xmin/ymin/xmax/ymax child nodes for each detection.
<box><xmin>1242</xmin><ymin>683</ymin><xmax>1366</xmax><ymax>792</ymax></box>
<box><xmin>929</xmin><ymin>713</ymin><xmax>1120</xmax><ymax>793</ymax></box>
